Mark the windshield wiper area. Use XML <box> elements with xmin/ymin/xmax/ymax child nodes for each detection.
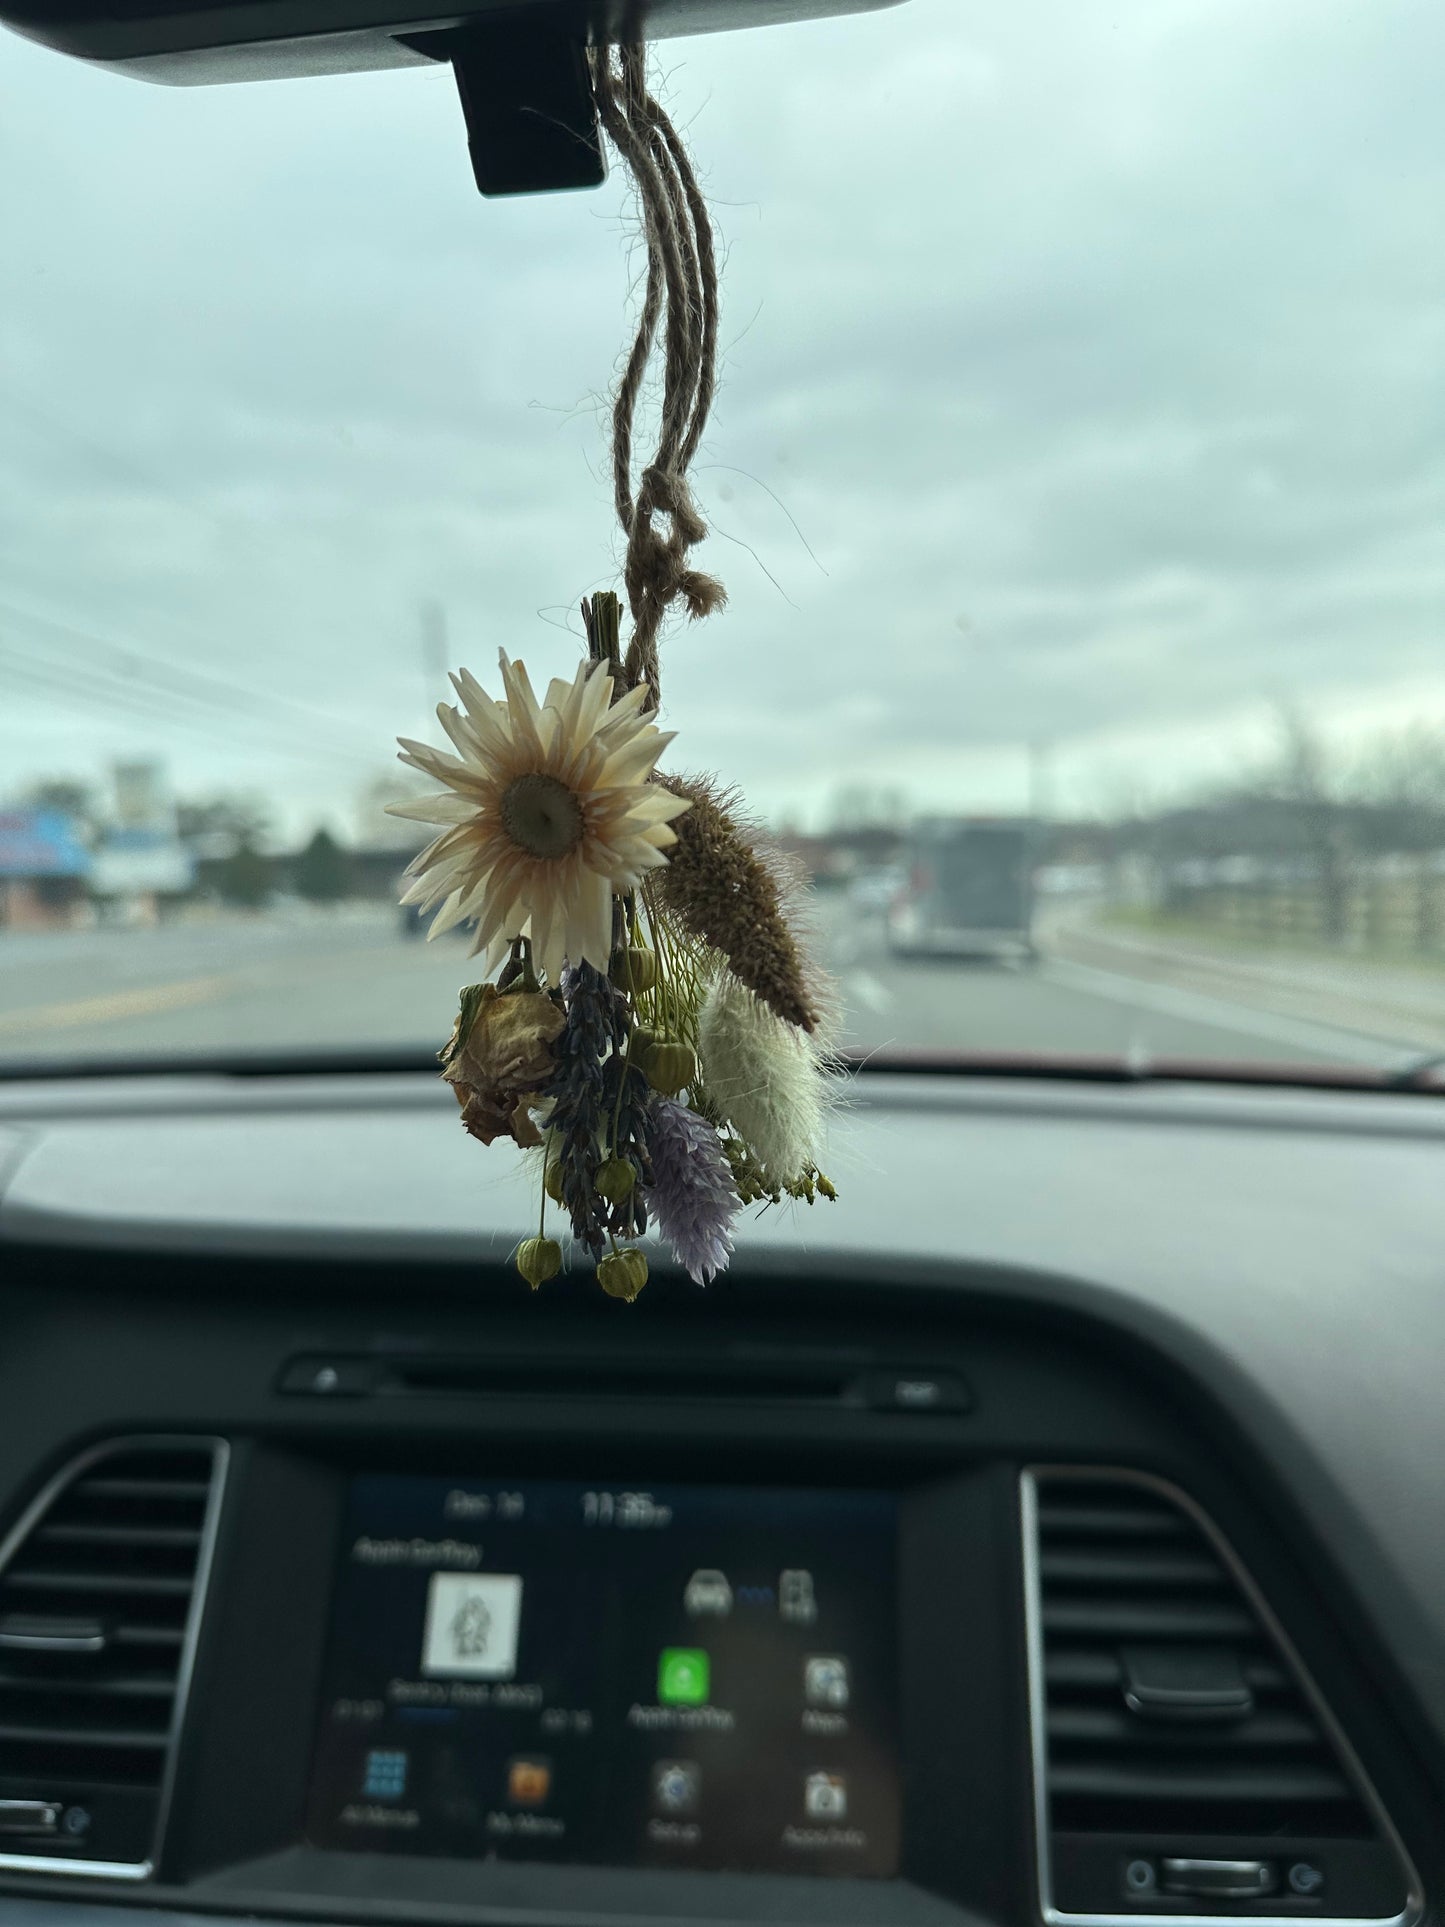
<box><xmin>0</xmin><ymin>1046</ymin><xmax>1440</xmax><ymax>1097</ymax></box>
<box><xmin>835</xmin><ymin>1051</ymin><xmax>1445</xmax><ymax>1096</ymax></box>
<box><xmin>1390</xmin><ymin>1052</ymin><xmax>1445</xmax><ymax>1092</ymax></box>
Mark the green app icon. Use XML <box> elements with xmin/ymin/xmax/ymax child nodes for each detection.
<box><xmin>658</xmin><ymin>1647</ymin><xmax>710</xmax><ymax>1706</ymax></box>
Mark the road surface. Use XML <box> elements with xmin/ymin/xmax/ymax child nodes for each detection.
<box><xmin>0</xmin><ymin>895</ymin><xmax>1435</xmax><ymax>1073</ymax></box>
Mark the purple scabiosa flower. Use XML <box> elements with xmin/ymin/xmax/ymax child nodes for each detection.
<box><xmin>645</xmin><ymin>1097</ymin><xmax>741</xmax><ymax>1286</ymax></box>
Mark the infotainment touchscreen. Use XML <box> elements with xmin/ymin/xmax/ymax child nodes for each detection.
<box><xmin>306</xmin><ymin>1475</ymin><xmax>901</xmax><ymax>1876</ymax></box>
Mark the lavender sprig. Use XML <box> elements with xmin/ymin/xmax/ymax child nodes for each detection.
<box><xmin>543</xmin><ymin>959</ymin><xmax>653</xmax><ymax>1255</ymax></box>
<box><xmin>645</xmin><ymin>1097</ymin><xmax>740</xmax><ymax>1285</ymax></box>
<box><xmin>542</xmin><ymin>962</ymin><xmax>615</xmax><ymax>1258</ymax></box>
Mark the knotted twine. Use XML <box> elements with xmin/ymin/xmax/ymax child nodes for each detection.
<box><xmin>589</xmin><ymin>43</ymin><xmax>725</xmax><ymax>708</ymax></box>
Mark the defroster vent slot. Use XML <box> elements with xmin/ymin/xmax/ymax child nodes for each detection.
<box><xmin>381</xmin><ymin>1356</ymin><xmax>862</xmax><ymax>1403</ymax></box>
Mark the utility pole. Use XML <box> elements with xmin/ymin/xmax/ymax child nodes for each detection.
<box><xmin>1028</xmin><ymin>738</ymin><xmax>1054</xmax><ymax>826</ymax></box>
<box><xmin>420</xmin><ymin>600</ymin><xmax>449</xmax><ymax>727</ymax></box>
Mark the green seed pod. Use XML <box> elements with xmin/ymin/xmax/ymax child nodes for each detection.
<box><xmin>609</xmin><ymin>946</ymin><xmax>659</xmax><ymax>994</ymax></box>
<box><xmin>597</xmin><ymin>1247</ymin><xmax>649</xmax><ymax>1302</ymax></box>
<box><xmin>543</xmin><ymin>1156</ymin><xmax>566</xmax><ymax>1205</ymax></box>
<box><xmin>516</xmin><ymin>1237</ymin><xmax>562</xmax><ymax>1291</ymax></box>
<box><xmin>594</xmin><ymin>1158</ymin><xmax>636</xmax><ymax>1204</ymax></box>
<box><xmin>642</xmin><ymin>1038</ymin><xmax>697</xmax><ymax>1097</ymax></box>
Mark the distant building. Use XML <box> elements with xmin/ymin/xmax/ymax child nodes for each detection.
<box><xmin>90</xmin><ymin>827</ymin><xmax>196</xmax><ymax>915</ymax></box>
<box><xmin>91</xmin><ymin>761</ymin><xmax>194</xmax><ymax>923</ymax></box>
<box><xmin>113</xmin><ymin>761</ymin><xmax>169</xmax><ymax>829</ymax></box>
<box><xmin>0</xmin><ymin>809</ymin><xmax>91</xmax><ymax>929</ymax></box>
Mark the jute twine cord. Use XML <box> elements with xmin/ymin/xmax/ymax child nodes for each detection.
<box><xmin>590</xmin><ymin>43</ymin><xmax>725</xmax><ymax>707</ymax></box>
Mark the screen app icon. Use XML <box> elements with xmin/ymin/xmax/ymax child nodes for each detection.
<box><xmin>804</xmin><ymin>1771</ymin><xmax>848</xmax><ymax>1821</ymax></box>
<box><xmin>658</xmin><ymin>1648</ymin><xmax>710</xmax><ymax>1705</ymax></box>
<box><xmin>804</xmin><ymin>1655</ymin><xmax>850</xmax><ymax>1708</ymax></box>
<box><xmin>362</xmin><ymin>1748</ymin><xmax>408</xmax><ymax>1800</ymax></box>
<box><xmin>507</xmin><ymin>1757</ymin><xmax>552</xmax><ymax>1806</ymax></box>
<box><xmin>779</xmin><ymin>1569</ymin><xmax>818</xmax><ymax>1625</ymax></box>
<box><xmin>683</xmin><ymin>1569</ymin><xmax>733</xmax><ymax>1618</ymax></box>
<box><xmin>652</xmin><ymin>1759</ymin><xmax>702</xmax><ymax>1814</ymax></box>
<box><xmin>421</xmin><ymin>1572</ymin><xmax>523</xmax><ymax>1679</ymax></box>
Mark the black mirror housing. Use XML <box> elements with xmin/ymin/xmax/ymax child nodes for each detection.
<box><xmin>0</xmin><ymin>0</ymin><xmax>906</xmax><ymax>84</ymax></box>
<box><xmin>0</xmin><ymin>0</ymin><xmax>908</xmax><ymax>196</ymax></box>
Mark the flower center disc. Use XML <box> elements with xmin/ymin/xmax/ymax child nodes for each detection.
<box><xmin>501</xmin><ymin>772</ymin><xmax>585</xmax><ymax>860</ymax></box>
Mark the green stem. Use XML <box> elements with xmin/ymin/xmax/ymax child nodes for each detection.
<box><xmin>641</xmin><ymin>885</ymin><xmax>678</xmax><ymax>1039</ymax></box>
<box><xmin>609</xmin><ymin>1045</ymin><xmax>628</xmax><ymax>1158</ymax></box>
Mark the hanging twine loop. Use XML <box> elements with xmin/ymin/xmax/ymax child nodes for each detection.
<box><xmin>590</xmin><ymin>42</ymin><xmax>725</xmax><ymax>708</ymax></box>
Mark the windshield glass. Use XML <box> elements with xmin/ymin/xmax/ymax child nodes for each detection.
<box><xmin>1</xmin><ymin>0</ymin><xmax>1442</xmax><ymax>1077</ymax></box>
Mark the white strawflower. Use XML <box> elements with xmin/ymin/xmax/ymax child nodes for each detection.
<box><xmin>697</xmin><ymin>973</ymin><xmax>835</xmax><ymax>1187</ymax></box>
<box><xmin>388</xmin><ymin>653</ymin><xmax>689</xmax><ymax>981</ymax></box>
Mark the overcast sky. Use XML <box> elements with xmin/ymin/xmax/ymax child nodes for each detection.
<box><xmin>0</xmin><ymin>0</ymin><xmax>1441</xmax><ymax>840</ymax></box>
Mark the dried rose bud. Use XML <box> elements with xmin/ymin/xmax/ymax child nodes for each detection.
<box><xmin>594</xmin><ymin>1158</ymin><xmax>636</xmax><ymax>1203</ymax></box>
<box><xmin>443</xmin><ymin>982</ymin><xmax>565</xmax><ymax>1149</ymax></box>
<box><xmin>642</xmin><ymin>1039</ymin><xmax>697</xmax><ymax>1097</ymax></box>
<box><xmin>609</xmin><ymin>946</ymin><xmax>659</xmax><ymax>995</ymax></box>
<box><xmin>516</xmin><ymin>1237</ymin><xmax>563</xmax><ymax>1290</ymax></box>
<box><xmin>597</xmin><ymin>1247</ymin><xmax>649</xmax><ymax>1302</ymax></box>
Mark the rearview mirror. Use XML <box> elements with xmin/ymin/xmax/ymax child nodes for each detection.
<box><xmin>0</xmin><ymin>0</ymin><xmax>906</xmax><ymax>194</ymax></box>
<box><xmin>0</xmin><ymin>0</ymin><xmax>906</xmax><ymax>88</ymax></box>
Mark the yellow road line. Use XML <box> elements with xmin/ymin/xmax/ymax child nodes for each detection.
<box><xmin>0</xmin><ymin>933</ymin><xmax>455</xmax><ymax>1039</ymax></box>
<box><xmin>0</xmin><ymin>975</ymin><xmax>236</xmax><ymax>1035</ymax></box>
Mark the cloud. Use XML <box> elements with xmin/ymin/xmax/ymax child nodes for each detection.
<box><xmin>0</xmin><ymin>0</ymin><xmax>1441</xmax><ymax>831</ymax></box>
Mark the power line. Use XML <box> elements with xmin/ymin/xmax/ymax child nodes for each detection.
<box><xmin>0</xmin><ymin>594</ymin><xmax>344</xmax><ymax>740</ymax></box>
<box><xmin>0</xmin><ymin>639</ymin><xmax>377</xmax><ymax>777</ymax></box>
<box><xmin>0</xmin><ymin>597</ymin><xmax>389</xmax><ymax>778</ymax></box>
<box><xmin>0</xmin><ymin>642</ymin><xmax>230</xmax><ymax>736</ymax></box>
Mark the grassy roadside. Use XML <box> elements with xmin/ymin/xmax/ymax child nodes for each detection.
<box><xmin>1095</xmin><ymin>904</ymin><xmax>1445</xmax><ymax>983</ymax></box>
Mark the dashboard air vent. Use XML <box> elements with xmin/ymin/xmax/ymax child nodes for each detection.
<box><xmin>1025</xmin><ymin>1469</ymin><xmax>1414</xmax><ymax>1921</ymax></box>
<box><xmin>0</xmin><ymin>1438</ymin><xmax>226</xmax><ymax>1876</ymax></box>
<box><xmin>1032</xmin><ymin>1472</ymin><xmax>1365</xmax><ymax>1837</ymax></box>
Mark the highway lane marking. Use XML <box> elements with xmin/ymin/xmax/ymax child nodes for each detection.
<box><xmin>0</xmin><ymin>975</ymin><xmax>236</xmax><ymax>1034</ymax></box>
<box><xmin>846</xmin><ymin>970</ymin><xmax>894</xmax><ymax>1014</ymax></box>
<box><xmin>0</xmin><ymin>937</ymin><xmax>442</xmax><ymax>1038</ymax></box>
<box><xmin>1040</xmin><ymin>957</ymin><xmax>1419</xmax><ymax>1068</ymax></box>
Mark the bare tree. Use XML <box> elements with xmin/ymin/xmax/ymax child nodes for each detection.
<box><xmin>1273</xmin><ymin>709</ymin><xmax>1352</xmax><ymax>943</ymax></box>
<box><xmin>175</xmin><ymin>794</ymin><xmax>271</xmax><ymax>849</ymax></box>
<box><xmin>1349</xmin><ymin>725</ymin><xmax>1445</xmax><ymax>853</ymax></box>
<box><xmin>21</xmin><ymin>778</ymin><xmax>97</xmax><ymax>832</ymax></box>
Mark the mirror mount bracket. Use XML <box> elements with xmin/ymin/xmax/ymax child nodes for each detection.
<box><xmin>437</xmin><ymin>10</ymin><xmax>606</xmax><ymax>198</ymax></box>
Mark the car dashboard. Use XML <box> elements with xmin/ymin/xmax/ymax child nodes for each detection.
<box><xmin>0</xmin><ymin>1069</ymin><xmax>1439</xmax><ymax>1927</ymax></box>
